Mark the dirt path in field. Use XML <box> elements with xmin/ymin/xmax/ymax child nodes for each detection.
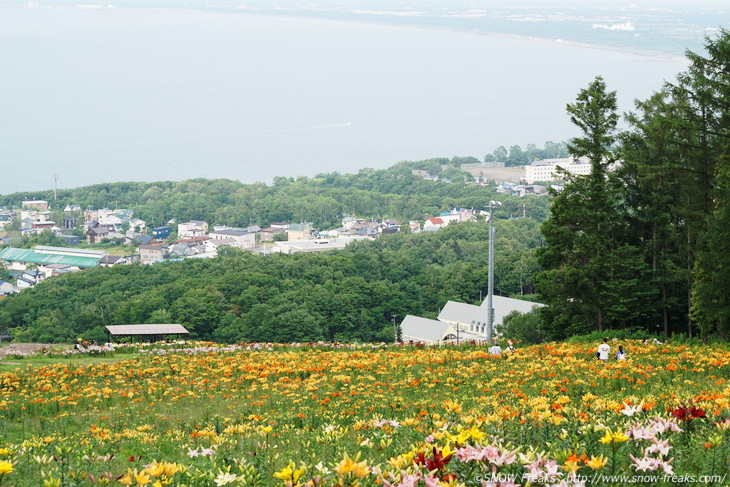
<box><xmin>0</xmin><ymin>343</ymin><xmax>60</xmax><ymax>360</ymax></box>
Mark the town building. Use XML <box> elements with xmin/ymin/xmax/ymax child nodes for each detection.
<box><xmin>259</xmin><ymin>226</ymin><xmax>286</xmax><ymax>241</ymax></box>
<box><xmin>21</xmin><ymin>200</ymin><xmax>49</xmax><ymax>211</ymax></box>
<box><xmin>152</xmin><ymin>226</ymin><xmax>172</xmax><ymax>240</ymax></box>
<box><xmin>399</xmin><ymin>296</ymin><xmax>544</xmax><ymax>344</ymax></box>
<box><xmin>208</xmin><ymin>229</ymin><xmax>255</xmax><ymax>250</ymax></box>
<box><xmin>177</xmin><ymin>220</ymin><xmax>209</xmax><ymax>239</ymax></box>
<box><xmin>287</xmin><ymin>222</ymin><xmax>312</xmax><ymax>241</ymax></box>
<box><xmin>138</xmin><ymin>244</ymin><xmax>169</xmax><ymax>264</ymax></box>
<box><xmin>274</xmin><ymin>236</ymin><xmax>368</xmax><ymax>254</ymax></box>
<box><xmin>0</xmin><ymin>246</ymin><xmax>106</xmax><ymax>271</ymax></box>
<box><xmin>524</xmin><ymin>157</ymin><xmax>592</xmax><ymax>184</ymax></box>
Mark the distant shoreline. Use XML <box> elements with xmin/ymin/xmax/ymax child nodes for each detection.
<box><xmin>9</xmin><ymin>3</ymin><xmax>690</xmax><ymax>63</ymax></box>
<box><xmin>242</xmin><ymin>8</ymin><xmax>689</xmax><ymax>63</ymax></box>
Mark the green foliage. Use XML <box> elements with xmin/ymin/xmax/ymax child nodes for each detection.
<box><xmin>537</xmin><ymin>30</ymin><xmax>730</xmax><ymax>341</ymax></box>
<box><xmin>564</xmin><ymin>329</ymin><xmax>655</xmax><ymax>343</ymax></box>
<box><xmin>498</xmin><ymin>308</ymin><xmax>548</xmax><ymax>344</ymax></box>
<box><xmin>484</xmin><ymin>141</ymin><xmax>569</xmax><ymax>166</ymax></box>
<box><xmin>0</xmin><ymin>221</ymin><xmax>544</xmax><ymax>343</ymax></box>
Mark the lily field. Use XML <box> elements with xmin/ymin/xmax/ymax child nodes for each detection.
<box><xmin>0</xmin><ymin>341</ymin><xmax>728</xmax><ymax>486</ymax></box>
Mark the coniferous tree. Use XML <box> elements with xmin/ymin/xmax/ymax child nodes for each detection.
<box><xmin>538</xmin><ymin>77</ymin><xmax>653</xmax><ymax>336</ymax></box>
<box><xmin>692</xmin><ymin>150</ymin><xmax>730</xmax><ymax>339</ymax></box>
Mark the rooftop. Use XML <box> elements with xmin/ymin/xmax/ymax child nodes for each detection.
<box><xmin>0</xmin><ymin>247</ymin><xmax>102</xmax><ymax>268</ymax></box>
<box><xmin>105</xmin><ymin>324</ymin><xmax>189</xmax><ymax>336</ymax></box>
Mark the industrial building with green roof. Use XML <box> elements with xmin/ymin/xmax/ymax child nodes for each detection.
<box><xmin>0</xmin><ymin>247</ymin><xmax>103</xmax><ymax>268</ymax></box>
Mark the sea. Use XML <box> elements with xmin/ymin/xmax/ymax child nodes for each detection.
<box><xmin>0</xmin><ymin>6</ymin><xmax>688</xmax><ymax>196</ymax></box>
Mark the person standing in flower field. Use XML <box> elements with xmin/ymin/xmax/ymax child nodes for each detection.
<box><xmin>488</xmin><ymin>341</ymin><xmax>502</xmax><ymax>356</ymax></box>
<box><xmin>597</xmin><ymin>338</ymin><xmax>611</xmax><ymax>362</ymax></box>
<box><xmin>616</xmin><ymin>345</ymin><xmax>626</xmax><ymax>361</ymax></box>
<box><xmin>506</xmin><ymin>340</ymin><xmax>516</xmax><ymax>353</ymax></box>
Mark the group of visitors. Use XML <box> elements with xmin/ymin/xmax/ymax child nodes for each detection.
<box><xmin>488</xmin><ymin>340</ymin><xmax>515</xmax><ymax>356</ymax></box>
<box><xmin>74</xmin><ymin>338</ymin><xmax>97</xmax><ymax>351</ymax></box>
<box><xmin>597</xmin><ymin>338</ymin><xmax>626</xmax><ymax>362</ymax></box>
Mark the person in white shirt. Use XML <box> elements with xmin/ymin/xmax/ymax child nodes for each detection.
<box><xmin>597</xmin><ymin>338</ymin><xmax>611</xmax><ymax>362</ymax></box>
<box><xmin>489</xmin><ymin>342</ymin><xmax>502</xmax><ymax>356</ymax></box>
<box><xmin>616</xmin><ymin>345</ymin><xmax>626</xmax><ymax>361</ymax></box>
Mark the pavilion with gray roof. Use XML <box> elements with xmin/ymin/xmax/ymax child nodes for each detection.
<box><xmin>105</xmin><ymin>324</ymin><xmax>189</xmax><ymax>342</ymax></box>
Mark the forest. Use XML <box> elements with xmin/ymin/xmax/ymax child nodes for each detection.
<box><xmin>0</xmin><ymin>165</ymin><xmax>544</xmax><ymax>232</ymax></box>
<box><xmin>0</xmin><ymin>221</ymin><xmax>542</xmax><ymax>343</ymax></box>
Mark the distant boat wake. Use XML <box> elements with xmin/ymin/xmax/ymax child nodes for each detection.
<box><xmin>239</xmin><ymin>122</ymin><xmax>353</xmax><ymax>136</ymax></box>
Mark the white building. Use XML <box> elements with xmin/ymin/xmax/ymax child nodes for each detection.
<box><xmin>525</xmin><ymin>157</ymin><xmax>592</xmax><ymax>184</ymax></box>
<box><xmin>208</xmin><ymin>229</ymin><xmax>255</xmax><ymax>250</ymax></box>
<box><xmin>274</xmin><ymin>236</ymin><xmax>367</xmax><ymax>254</ymax></box>
<box><xmin>178</xmin><ymin>220</ymin><xmax>209</xmax><ymax>239</ymax></box>
<box><xmin>401</xmin><ymin>296</ymin><xmax>545</xmax><ymax>344</ymax></box>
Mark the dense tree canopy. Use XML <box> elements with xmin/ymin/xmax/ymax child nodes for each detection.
<box><xmin>538</xmin><ymin>30</ymin><xmax>730</xmax><ymax>340</ymax></box>
<box><xmin>0</xmin><ymin>221</ymin><xmax>544</xmax><ymax>343</ymax></box>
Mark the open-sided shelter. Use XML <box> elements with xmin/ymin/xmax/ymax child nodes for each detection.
<box><xmin>105</xmin><ymin>324</ymin><xmax>189</xmax><ymax>342</ymax></box>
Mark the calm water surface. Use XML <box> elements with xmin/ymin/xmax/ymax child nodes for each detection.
<box><xmin>0</xmin><ymin>7</ymin><xmax>686</xmax><ymax>195</ymax></box>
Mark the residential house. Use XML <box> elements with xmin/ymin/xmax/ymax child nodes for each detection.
<box><xmin>31</xmin><ymin>221</ymin><xmax>56</xmax><ymax>231</ymax></box>
<box><xmin>133</xmin><ymin>235</ymin><xmax>154</xmax><ymax>246</ymax></box>
<box><xmin>58</xmin><ymin>234</ymin><xmax>81</xmax><ymax>246</ymax></box>
<box><xmin>423</xmin><ymin>217</ymin><xmax>446</xmax><ymax>231</ymax></box>
<box><xmin>17</xmin><ymin>269</ymin><xmax>44</xmax><ymax>289</ymax></box>
<box><xmin>341</xmin><ymin>217</ymin><xmax>357</xmax><ymax>230</ymax></box>
<box><xmin>176</xmin><ymin>237</ymin><xmax>211</xmax><ymax>252</ymax></box>
<box><xmin>354</xmin><ymin>225</ymin><xmax>378</xmax><ymax>237</ymax></box>
<box><xmin>41</xmin><ymin>264</ymin><xmax>80</xmax><ymax>278</ymax></box>
<box><xmin>86</xmin><ymin>221</ymin><xmax>115</xmax><ymax>243</ymax></box>
<box><xmin>139</xmin><ymin>244</ymin><xmax>169</xmax><ymax>264</ymax></box>
<box><xmin>205</xmin><ymin>237</ymin><xmax>237</xmax><ymax>254</ymax></box>
<box><xmin>99</xmin><ymin>255</ymin><xmax>132</xmax><ymax>267</ymax></box>
<box><xmin>64</xmin><ymin>204</ymin><xmax>81</xmax><ymax>212</ymax></box>
<box><xmin>259</xmin><ymin>227</ymin><xmax>286</xmax><ymax>241</ymax></box>
<box><xmin>128</xmin><ymin>218</ymin><xmax>146</xmax><ymax>232</ymax></box>
<box><xmin>409</xmin><ymin>221</ymin><xmax>421</xmax><ymax>233</ymax></box>
<box><xmin>208</xmin><ymin>229</ymin><xmax>255</xmax><ymax>250</ymax></box>
<box><xmin>287</xmin><ymin>223</ymin><xmax>312</xmax><ymax>241</ymax></box>
<box><xmin>0</xmin><ymin>281</ymin><xmax>15</xmax><ymax>297</ymax></box>
<box><xmin>379</xmin><ymin>219</ymin><xmax>401</xmax><ymax>235</ymax></box>
<box><xmin>524</xmin><ymin>185</ymin><xmax>547</xmax><ymax>195</ymax></box>
<box><xmin>0</xmin><ymin>211</ymin><xmax>14</xmax><ymax>230</ymax></box>
<box><xmin>169</xmin><ymin>243</ymin><xmax>198</xmax><ymax>258</ymax></box>
<box><xmin>152</xmin><ymin>226</ymin><xmax>172</xmax><ymax>240</ymax></box>
<box><xmin>20</xmin><ymin>209</ymin><xmax>50</xmax><ymax>222</ymax></box>
<box><xmin>177</xmin><ymin>220</ymin><xmax>209</xmax><ymax>239</ymax></box>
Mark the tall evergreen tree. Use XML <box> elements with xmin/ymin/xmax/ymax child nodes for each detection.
<box><xmin>537</xmin><ymin>77</ymin><xmax>653</xmax><ymax>336</ymax></box>
<box><xmin>620</xmin><ymin>91</ymin><xmax>690</xmax><ymax>339</ymax></box>
<box><xmin>692</xmin><ymin>150</ymin><xmax>730</xmax><ymax>339</ymax></box>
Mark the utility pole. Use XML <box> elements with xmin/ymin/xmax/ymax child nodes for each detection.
<box><xmin>486</xmin><ymin>200</ymin><xmax>501</xmax><ymax>343</ymax></box>
<box><xmin>53</xmin><ymin>173</ymin><xmax>58</xmax><ymax>201</ymax></box>
<box><xmin>391</xmin><ymin>315</ymin><xmax>398</xmax><ymax>343</ymax></box>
